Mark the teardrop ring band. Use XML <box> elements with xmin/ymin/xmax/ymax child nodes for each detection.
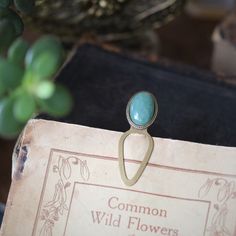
<box><xmin>118</xmin><ymin>91</ymin><xmax>158</xmax><ymax>186</ymax></box>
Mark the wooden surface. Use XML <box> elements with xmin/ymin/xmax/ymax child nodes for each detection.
<box><xmin>0</xmin><ymin>13</ymin><xmax>219</xmax><ymax>204</ymax></box>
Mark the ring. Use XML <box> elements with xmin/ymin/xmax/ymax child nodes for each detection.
<box><xmin>118</xmin><ymin>91</ymin><xmax>158</xmax><ymax>186</ymax></box>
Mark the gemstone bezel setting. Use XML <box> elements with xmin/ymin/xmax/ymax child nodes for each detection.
<box><xmin>126</xmin><ymin>91</ymin><xmax>158</xmax><ymax>130</ymax></box>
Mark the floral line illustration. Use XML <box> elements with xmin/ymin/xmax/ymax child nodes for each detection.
<box><xmin>39</xmin><ymin>155</ymin><xmax>90</xmax><ymax>236</ymax></box>
<box><xmin>198</xmin><ymin>178</ymin><xmax>236</xmax><ymax>236</ymax></box>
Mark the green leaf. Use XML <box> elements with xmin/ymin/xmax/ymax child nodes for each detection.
<box><xmin>35</xmin><ymin>81</ymin><xmax>55</xmax><ymax>99</ymax></box>
<box><xmin>0</xmin><ymin>0</ymin><xmax>11</xmax><ymax>8</ymax></box>
<box><xmin>0</xmin><ymin>57</ymin><xmax>24</xmax><ymax>90</ymax></box>
<box><xmin>0</xmin><ymin>97</ymin><xmax>23</xmax><ymax>138</ymax></box>
<box><xmin>0</xmin><ymin>7</ymin><xmax>24</xmax><ymax>36</ymax></box>
<box><xmin>31</xmin><ymin>52</ymin><xmax>62</xmax><ymax>79</ymax></box>
<box><xmin>38</xmin><ymin>84</ymin><xmax>72</xmax><ymax>117</ymax></box>
<box><xmin>0</xmin><ymin>19</ymin><xmax>15</xmax><ymax>52</ymax></box>
<box><xmin>0</xmin><ymin>80</ymin><xmax>6</xmax><ymax>97</ymax></box>
<box><xmin>25</xmin><ymin>35</ymin><xmax>63</xmax><ymax>69</ymax></box>
<box><xmin>8</xmin><ymin>37</ymin><xmax>29</xmax><ymax>66</ymax></box>
<box><xmin>7</xmin><ymin>9</ymin><xmax>24</xmax><ymax>36</ymax></box>
<box><xmin>13</xmin><ymin>92</ymin><xmax>36</xmax><ymax>122</ymax></box>
<box><xmin>0</xmin><ymin>6</ymin><xmax>9</xmax><ymax>16</ymax></box>
<box><xmin>14</xmin><ymin>0</ymin><xmax>35</xmax><ymax>14</ymax></box>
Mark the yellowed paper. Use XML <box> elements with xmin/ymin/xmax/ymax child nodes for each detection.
<box><xmin>1</xmin><ymin>119</ymin><xmax>236</xmax><ymax>236</ymax></box>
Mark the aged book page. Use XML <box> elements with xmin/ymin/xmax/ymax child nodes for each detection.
<box><xmin>1</xmin><ymin>119</ymin><xmax>236</xmax><ymax>236</ymax></box>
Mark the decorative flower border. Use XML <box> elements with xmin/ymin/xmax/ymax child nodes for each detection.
<box><xmin>32</xmin><ymin>149</ymin><xmax>236</xmax><ymax>236</ymax></box>
<box><xmin>198</xmin><ymin>178</ymin><xmax>236</xmax><ymax>236</ymax></box>
<box><xmin>39</xmin><ymin>155</ymin><xmax>90</xmax><ymax>236</ymax></box>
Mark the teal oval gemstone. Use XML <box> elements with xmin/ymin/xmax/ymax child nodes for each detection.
<box><xmin>129</xmin><ymin>92</ymin><xmax>155</xmax><ymax>126</ymax></box>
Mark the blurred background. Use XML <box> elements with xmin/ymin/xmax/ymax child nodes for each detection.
<box><xmin>1</xmin><ymin>0</ymin><xmax>236</xmax><ymax>205</ymax></box>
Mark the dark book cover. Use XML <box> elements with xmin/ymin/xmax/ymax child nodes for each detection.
<box><xmin>40</xmin><ymin>44</ymin><xmax>236</xmax><ymax>147</ymax></box>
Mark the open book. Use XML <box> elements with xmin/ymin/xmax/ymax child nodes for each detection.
<box><xmin>1</xmin><ymin>119</ymin><xmax>236</xmax><ymax>236</ymax></box>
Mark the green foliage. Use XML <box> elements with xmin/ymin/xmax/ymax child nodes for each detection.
<box><xmin>0</xmin><ymin>0</ymin><xmax>34</xmax><ymax>52</ymax></box>
<box><xmin>8</xmin><ymin>38</ymin><xmax>29</xmax><ymax>66</ymax></box>
<box><xmin>38</xmin><ymin>84</ymin><xmax>72</xmax><ymax>117</ymax></box>
<box><xmin>0</xmin><ymin>19</ymin><xmax>15</xmax><ymax>52</ymax></box>
<box><xmin>31</xmin><ymin>52</ymin><xmax>62</xmax><ymax>79</ymax></box>
<box><xmin>0</xmin><ymin>8</ymin><xmax>24</xmax><ymax>36</ymax></box>
<box><xmin>0</xmin><ymin>79</ymin><xmax>6</xmax><ymax>97</ymax></box>
<box><xmin>0</xmin><ymin>97</ymin><xmax>24</xmax><ymax>138</ymax></box>
<box><xmin>0</xmin><ymin>0</ymin><xmax>11</xmax><ymax>9</ymax></box>
<box><xmin>25</xmin><ymin>36</ymin><xmax>63</xmax><ymax>69</ymax></box>
<box><xmin>0</xmin><ymin>36</ymin><xmax>72</xmax><ymax>138</ymax></box>
<box><xmin>0</xmin><ymin>2</ymin><xmax>72</xmax><ymax>139</ymax></box>
<box><xmin>35</xmin><ymin>81</ymin><xmax>55</xmax><ymax>99</ymax></box>
<box><xmin>14</xmin><ymin>0</ymin><xmax>35</xmax><ymax>14</ymax></box>
<box><xmin>0</xmin><ymin>57</ymin><xmax>24</xmax><ymax>90</ymax></box>
<box><xmin>13</xmin><ymin>92</ymin><xmax>36</xmax><ymax>122</ymax></box>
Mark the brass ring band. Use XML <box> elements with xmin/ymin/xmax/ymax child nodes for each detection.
<box><xmin>118</xmin><ymin>128</ymin><xmax>154</xmax><ymax>186</ymax></box>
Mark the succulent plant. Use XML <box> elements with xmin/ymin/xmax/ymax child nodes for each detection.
<box><xmin>0</xmin><ymin>0</ymin><xmax>36</xmax><ymax>52</ymax></box>
<box><xmin>0</xmin><ymin>35</ymin><xmax>72</xmax><ymax>139</ymax></box>
<box><xmin>18</xmin><ymin>0</ymin><xmax>185</xmax><ymax>42</ymax></box>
